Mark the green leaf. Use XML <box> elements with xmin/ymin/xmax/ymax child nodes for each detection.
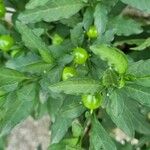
<box><xmin>49</xmin><ymin>143</ymin><xmax>82</xmax><ymax>150</ymax></box>
<box><xmin>108</xmin><ymin>89</ymin><xmax>125</xmax><ymax>117</ymax></box>
<box><xmin>133</xmin><ymin>77</ymin><xmax>150</xmax><ymax>88</ymax></box>
<box><xmin>83</xmin><ymin>7</ymin><xmax>93</xmax><ymax>30</ymax></box>
<box><xmin>47</xmin><ymin>97</ymin><xmax>64</xmax><ymax>121</ymax></box>
<box><xmin>18</xmin><ymin>0</ymin><xmax>85</xmax><ymax>24</ymax></box>
<box><xmin>49</xmin><ymin>78</ymin><xmax>101</xmax><ymax>95</ymax></box>
<box><xmin>61</xmin><ymin>138</ymin><xmax>79</xmax><ymax>146</ymax></box>
<box><xmin>0</xmin><ymin>67</ymin><xmax>29</xmax><ymax>86</ymax></box>
<box><xmin>49</xmin><ymin>143</ymin><xmax>67</xmax><ymax>150</ymax></box>
<box><xmin>102</xmin><ymin>69</ymin><xmax>119</xmax><ymax>88</ymax></box>
<box><xmin>40</xmin><ymin>66</ymin><xmax>63</xmax><ymax>95</ymax></box>
<box><xmin>128</xmin><ymin>59</ymin><xmax>150</xmax><ymax>87</ymax></box>
<box><xmin>51</xmin><ymin>96</ymin><xmax>85</xmax><ymax>144</ymax></box>
<box><xmin>15</xmin><ymin>21</ymin><xmax>54</xmax><ymax>63</ymax></box>
<box><xmin>25</xmin><ymin>0</ymin><xmax>49</xmax><ymax>9</ymax></box>
<box><xmin>21</xmin><ymin>62</ymin><xmax>54</xmax><ymax>74</ymax></box>
<box><xmin>94</xmin><ymin>3</ymin><xmax>108</xmax><ymax>34</ymax></box>
<box><xmin>124</xmin><ymin>83</ymin><xmax>150</xmax><ymax>106</ymax></box>
<box><xmin>58</xmin><ymin>96</ymin><xmax>85</xmax><ymax>119</ymax></box>
<box><xmin>0</xmin><ymin>24</ymin><xmax>9</xmax><ymax>34</ymax></box>
<box><xmin>90</xmin><ymin>116</ymin><xmax>117</xmax><ymax>150</ymax></box>
<box><xmin>0</xmin><ymin>137</ymin><xmax>5</xmax><ymax>149</ymax></box>
<box><xmin>125</xmin><ymin>99</ymin><xmax>150</xmax><ymax>135</ymax></box>
<box><xmin>108</xmin><ymin>16</ymin><xmax>143</xmax><ymax>36</ymax></box>
<box><xmin>6</xmin><ymin>52</ymin><xmax>40</xmax><ymax>69</ymax></box>
<box><xmin>117</xmin><ymin>143</ymin><xmax>133</xmax><ymax>150</ymax></box>
<box><xmin>131</xmin><ymin>38</ymin><xmax>150</xmax><ymax>51</ymax></box>
<box><xmin>48</xmin><ymin>41</ymin><xmax>74</xmax><ymax>59</ymax></box>
<box><xmin>100</xmin><ymin>0</ymin><xmax>119</xmax><ymax>10</ymax></box>
<box><xmin>107</xmin><ymin>90</ymin><xmax>135</xmax><ymax>137</ymax></box>
<box><xmin>121</xmin><ymin>0</ymin><xmax>150</xmax><ymax>13</ymax></box>
<box><xmin>32</xmin><ymin>28</ymin><xmax>45</xmax><ymax>36</ymax></box>
<box><xmin>51</xmin><ymin>117</ymin><xmax>72</xmax><ymax>144</ymax></box>
<box><xmin>70</xmin><ymin>23</ymin><xmax>84</xmax><ymax>46</ymax></box>
<box><xmin>107</xmin><ymin>103</ymin><xmax>135</xmax><ymax>137</ymax></box>
<box><xmin>128</xmin><ymin>59</ymin><xmax>150</xmax><ymax>77</ymax></box>
<box><xmin>60</xmin><ymin>14</ymin><xmax>81</xmax><ymax>28</ymax></box>
<box><xmin>114</xmin><ymin>39</ymin><xmax>145</xmax><ymax>47</ymax></box>
<box><xmin>6</xmin><ymin>52</ymin><xmax>54</xmax><ymax>75</ymax></box>
<box><xmin>72</xmin><ymin>120</ymin><xmax>83</xmax><ymax>137</ymax></box>
<box><xmin>136</xmin><ymin>136</ymin><xmax>150</xmax><ymax>148</ymax></box>
<box><xmin>0</xmin><ymin>83</ymin><xmax>38</xmax><ymax>136</ymax></box>
<box><xmin>0</xmin><ymin>83</ymin><xmax>18</xmax><ymax>96</ymax></box>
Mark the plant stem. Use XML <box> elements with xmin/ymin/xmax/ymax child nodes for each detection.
<box><xmin>79</xmin><ymin>118</ymin><xmax>91</xmax><ymax>146</ymax></box>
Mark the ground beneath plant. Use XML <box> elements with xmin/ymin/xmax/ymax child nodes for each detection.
<box><xmin>6</xmin><ymin>116</ymin><xmax>51</xmax><ymax>150</ymax></box>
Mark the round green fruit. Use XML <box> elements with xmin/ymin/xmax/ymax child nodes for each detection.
<box><xmin>87</xmin><ymin>26</ymin><xmax>98</xmax><ymax>39</ymax></box>
<box><xmin>82</xmin><ymin>93</ymin><xmax>102</xmax><ymax>111</ymax></box>
<box><xmin>0</xmin><ymin>35</ymin><xmax>14</xmax><ymax>52</ymax></box>
<box><xmin>73</xmin><ymin>47</ymin><xmax>88</xmax><ymax>65</ymax></box>
<box><xmin>62</xmin><ymin>66</ymin><xmax>77</xmax><ymax>81</ymax></box>
<box><xmin>52</xmin><ymin>34</ymin><xmax>63</xmax><ymax>45</ymax></box>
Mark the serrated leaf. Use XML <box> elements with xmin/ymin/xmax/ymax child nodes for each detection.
<box><xmin>121</xmin><ymin>0</ymin><xmax>150</xmax><ymax>13</ymax></box>
<box><xmin>40</xmin><ymin>66</ymin><xmax>63</xmax><ymax>96</ymax></box>
<box><xmin>100</xmin><ymin>0</ymin><xmax>119</xmax><ymax>10</ymax></box>
<box><xmin>90</xmin><ymin>116</ymin><xmax>117</xmax><ymax>150</ymax></box>
<box><xmin>125</xmin><ymin>99</ymin><xmax>150</xmax><ymax>135</ymax></box>
<box><xmin>136</xmin><ymin>136</ymin><xmax>150</xmax><ymax>148</ymax></box>
<box><xmin>48</xmin><ymin>40</ymin><xmax>74</xmax><ymax>59</ymax></box>
<box><xmin>49</xmin><ymin>78</ymin><xmax>101</xmax><ymax>95</ymax></box>
<box><xmin>109</xmin><ymin>16</ymin><xmax>143</xmax><ymax>36</ymax></box>
<box><xmin>18</xmin><ymin>0</ymin><xmax>85</xmax><ymax>24</ymax></box>
<box><xmin>128</xmin><ymin>59</ymin><xmax>150</xmax><ymax>87</ymax></box>
<box><xmin>117</xmin><ymin>143</ymin><xmax>133</xmax><ymax>150</ymax></box>
<box><xmin>114</xmin><ymin>39</ymin><xmax>145</xmax><ymax>47</ymax></box>
<box><xmin>6</xmin><ymin>54</ymin><xmax>54</xmax><ymax>74</ymax></box>
<box><xmin>107</xmin><ymin>104</ymin><xmax>135</xmax><ymax>137</ymax></box>
<box><xmin>51</xmin><ymin>117</ymin><xmax>72</xmax><ymax>144</ymax></box>
<box><xmin>47</xmin><ymin>97</ymin><xmax>64</xmax><ymax>121</ymax></box>
<box><xmin>131</xmin><ymin>38</ymin><xmax>150</xmax><ymax>51</ymax></box>
<box><xmin>83</xmin><ymin>7</ymin><xmax>93</xmax><ymax>30</ymax></box>
<box><xmin>21</xmin><ymin>62</ymin><xmax>54</xmax><ymax>74</ymax></box>
<box><xmin>128</xmin><ymin>59</ymin><xmax>150</xmax><ymax>77</ymax></box>
<box><xmin>6</xmin><ymin>52</ymin><xmax>40</xmax><ymax>69</ymax></box>
<box><xmin>51</xmin><ymin>96</ymin><xmax>85</xmax><ymax>144</ymax></box>
<box><xmin>0</xmin><ymin>83</ymin><xmax>38</xmax><ymax>136</ymax></box>
<box><xmin>0</xmin><ymin>67</ymin><xmax>29</xmax><ymax>86</ymax></box>
<box><xmin>102</xmin><ymin>69</ymin><xmax>119</xmax><ymax>88</ymax></box>
<box><xmin>15</xmin><ymin>21</ymin><xmax>54</xmax><ymax>63</ymax></box>
<box><xmin>32</xmin><ymin>28</ymin><xmax>45</xmax><ymax>36</ymax></box>
<box><xmin>59</xmin><ymin>96</ymin><xmax>85</xmax><ymax>119</ymax></box>
<box><xmin>108</xmin><ymin>90</ymin><xmax>124</xmax><ymax>117</ymax></box>
<box><xmin>94</xmin><ymin>3</ymin><xmax>108</xmax><ymax>34</ymax></box>
<box><xmin>25</xmin><ymin>0</ymin><xmax>49</xmax><ymax>9</ymax></box>
<box><xmin>124</xmin><ymin>83</ymin><xmax>150</xmax><ymax>106</ymax></box>
<box><xmin>0</xmin><ymin>83</ymin><xmax>18</xmax><ymax>96</ymax></box>
<box><xmin>60</xmin><ymin>14</ymin><xmax>82</xmax><ymax>28</ymax></box>
<box><xmin>70</xmin><ymin>23</ymin><xmax>84</xmax><ymax>46</ymax></box>
<box><xmin>133</xmin><ymin>77</ymin><xmax>150</xmax><ymax>88</ymax></box>
<box><xmin>106</xmin><ymin>91</ymin><xmax>135</xmax><ymax>137</ymax></box>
